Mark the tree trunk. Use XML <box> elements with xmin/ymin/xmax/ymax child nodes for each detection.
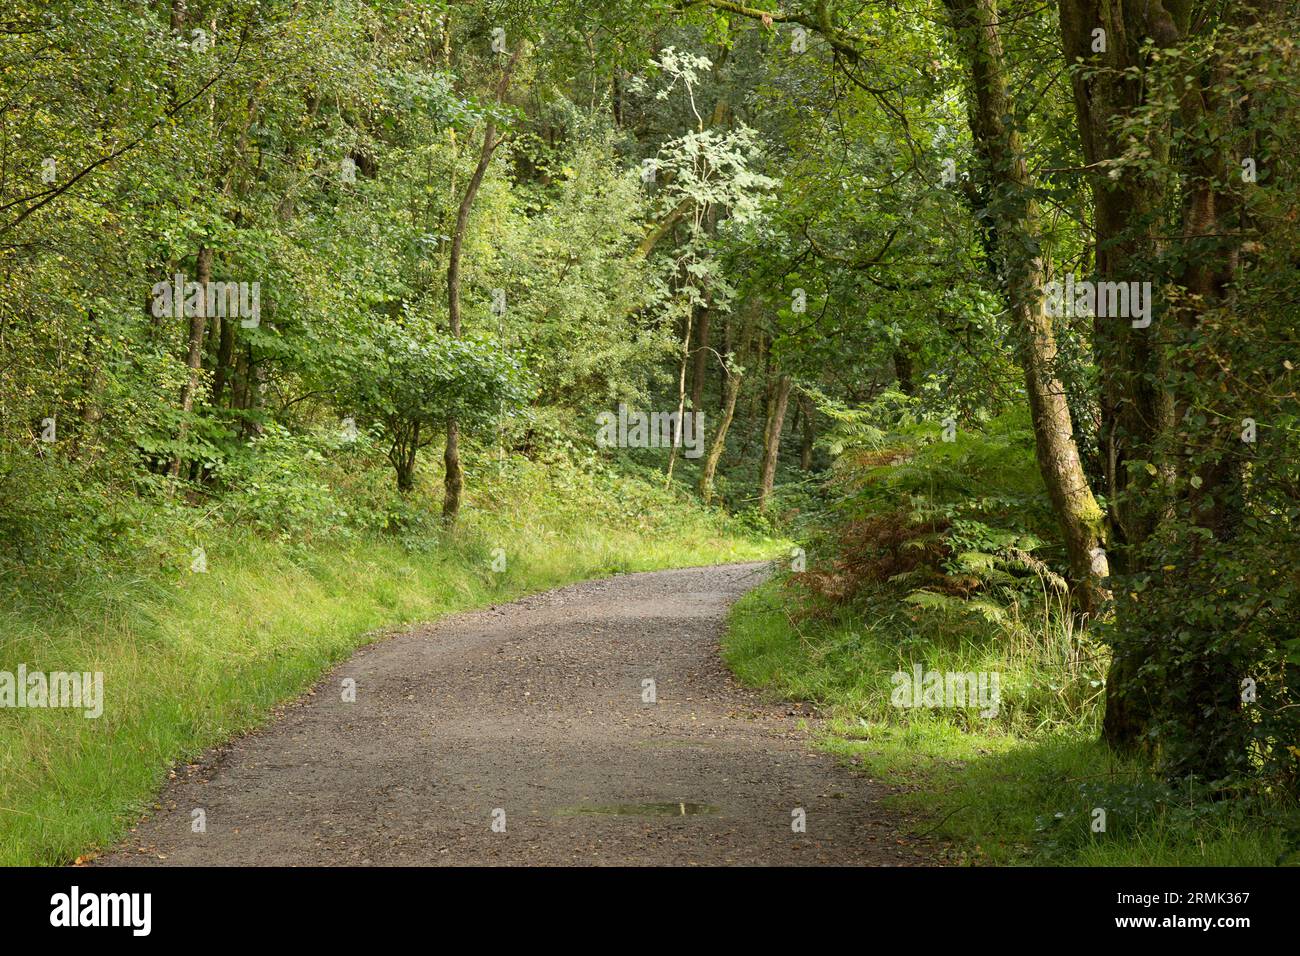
<box><xmin>758</xmin><ymin>374</ymin><xmax>791</xmax><ymax>512</ymax></box>
<box><xmin>1059</xmin><ymin>0</ymin><xmax>1259</xmax><ymax>764</ymax></box>
<box><xmin>737</xmin><ymin>333</ymin><xmax>767</xmax><ymax>461</ymax></box>
<box><xmin>70</xmin><ymin>310</ymin><xmax>100</xmax><ymax>458</ymax></box>
<box><xmin>943</xmin><ymin>0</ymin><xmax>1110</xmax><ymax>615</ymax></box>
<box><xmin>247</xmin><ymin>341</ymin><xmax>266</xmax><ymax>437</ymax></box>
<box><xmin>211</xmin><ymin>311</ymin><xmax>236</xmax><ymax>407</ymax></box>
<box><xmin>699</xmin><ymin>362</ymin><xmax>742</xmax><ymax>505</ymax></box>
<box><xmin>1057</xmin><ymin>0</ymin><xmax>1173</xmax><ymax>751</ymax></box>
<box><xmin>892</xmin><ymin>346</ymin><xmax>916</xmax><ymax>396</ymax></box>
<box><xmin>232</xmin><ymin>344</ymin><xmax>251</xmax><ymax>432</ymax></box>
<box><xmin>798</xmin><ymin>394</ymin><xmax>815</xmax><ymax>471</ymax></box>
<box><xmin>443</xmin><ymin>46</ymin><xmax>522</xmax><ymax>524</ymax></box>
<box><xmin>397</xmin><ymin>423</ymin><xmax>419</xmax><ymax>494</ymax></box>
<box><xmin>664</xmin><ymin>301</ymin><xmax>694</xmax><ymax>484</ymax></box>
<box><xmin>442</xmin><ymin>419</ymin><xmax>462</xmax><ymax>508</ymax></box>
<box><xmin>690</xmin><ymin>302</ymin><xmax>711</xmax><ymax>413</ymax></box>
<box><xmin>170</xmin><ymin>245</ymin><xmax>211</xmax><ymax>478</ymax></box>
<box><xmin>1058</xmin><ymin>0</ymin><xmax>1176</xmax><ymax>558</ymax></box>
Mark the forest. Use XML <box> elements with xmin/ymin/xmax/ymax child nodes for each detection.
<box><xmin>1</xmin><ymin>0</ymin><xmax>1298</xmax><ymax>872</ymax></box>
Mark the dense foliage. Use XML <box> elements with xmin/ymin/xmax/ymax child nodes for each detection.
<box><xmin>2</xmin><ymin>0</ymin><xmax>1297</xmax><ymax>859</ymax></box>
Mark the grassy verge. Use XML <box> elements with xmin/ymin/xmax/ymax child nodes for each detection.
<box><xmin>0</xmin><ymin>458</ymin><xmax>780</xmax><ymax>866</ymax></box>
<box><xmin>724</xmin><ymin>579</ymin><xmax>1295</xmax><ymax>866</ymax></box>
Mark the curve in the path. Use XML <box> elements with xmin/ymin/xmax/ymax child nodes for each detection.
<box><xmin>97</xmin><ymin>563</ymin><xmax>939</xmax><ymax>866</ymax></box>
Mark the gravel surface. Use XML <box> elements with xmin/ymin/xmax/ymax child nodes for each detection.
<box><xmin>96</xmin><ymin>562</ymin><xmax>941</xmax><ymax>866</ymax></box>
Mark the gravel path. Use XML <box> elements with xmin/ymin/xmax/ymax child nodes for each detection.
<box><xmin>97</xmin><ymin>563</ymin><xmax>940</xmax><ymax>866</ymax></box>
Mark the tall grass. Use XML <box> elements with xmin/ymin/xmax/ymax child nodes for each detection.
<box><xmin>0</xmin><ymin>457</ymin><xmax>779</xmax><ymax>865</ymax></box>
<box><xmin>724</xmin><ymin>578</ymin><xmax>1298</xmax><ymax>866</ymax></box>
<box><xmin>726</xmin><ymin>576</ymin><xmax>1104</xmax><ymax>738</ymax></box>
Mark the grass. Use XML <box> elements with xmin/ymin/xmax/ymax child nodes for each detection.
<box><xmin>723</xmin><ymin>578</ymin><xmax>1298</xmax><ymax>866</ymax></box>
<box><xmin>0</xmin><ymin>457</ymin><xmax>781</xmax><ymax>866</ymax></box>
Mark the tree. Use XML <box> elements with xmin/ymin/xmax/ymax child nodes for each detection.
<box><xmin>347</xmin><ymin>325</ymin><xmax>527</xmax><ymax>494</ymax></box>
<box><xmin>444</xmin><ymin>44</ymin><xmax>525</xmax><ymax>524</ymax></box>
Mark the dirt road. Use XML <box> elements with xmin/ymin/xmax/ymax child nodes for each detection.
<box><xmin>98</xmin><ymin>563</ymin><xmax>938</xmax><ymax>866</ymax></box>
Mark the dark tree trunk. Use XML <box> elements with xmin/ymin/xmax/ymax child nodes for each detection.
<box><xmin>170</xmin><ymin>245</ymin><xmax>211</xmax><ymax>478</ymax></box>
<box><xmin>893</xmin><ymin>347</ymin><xmax>916</xmax><ymax>396</ymax></box>
<box><xmin>1059</xmin><ymin>0</ymin><xmax>1260</xmax><ymax>766</ymax></box>
<box><xmin>211</xmin><ymin>312</ymin><xmax>236</xmax><ymax>408</ymax></box>
<box><xmin>798</xmin><ymin>394</ymin><xmax>815</xmax><ymax>472</ymax></box>
<box><xmin>690</xmin><ymin>302</ymin><xmax>711</xmax><ymax>413</ymax></box>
